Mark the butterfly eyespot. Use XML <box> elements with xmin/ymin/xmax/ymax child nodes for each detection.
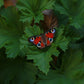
<box><xmin>48</xmin><ymin>38</ymin><xmax>53</xmax><ymax>43</ymax></box>
<box><xmin>37</xmin><ymin>42</ymin><xmax>41</xmax><ymax>47</ymax></box>
<box><xmin>30</xmin><ymin>37</ymin><xmax>35</xmax><ymax>42</ymax></box>
<box><xmin>51</xmin><ymin>29</ymin><xmax>55</xmax><ymax>33</ymax></box>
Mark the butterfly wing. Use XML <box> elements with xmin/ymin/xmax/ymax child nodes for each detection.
<box><xmin>45</xmin><ymin>28</ymin><xmax>56</xmax><ymax>46</ymax></box>
<box><xmin>29</xmin><ymin>35</ymin><xmax>45</xmax><ymax>49</ymax></box>
<box><xmin>28</xmin><ymin>28</ymin><xmax>56</xmax><ymax>49</ymax></box>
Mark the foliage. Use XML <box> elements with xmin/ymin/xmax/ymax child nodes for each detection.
<box><xmin>0</xmin><ymin>0</ymin><xmax>3</xmax><ymax>7</ymax></box>
<box><xmin>37</xmin><ymin>70</ymin><xmax>75</xmax><ymax>84</ymax></box>
<box><xmin>54</xmin><ymin>0</ymin><xmax>84</xmax><ymax>29</ymax></box>
<box><xmin>0</xmin><ymin>48</ymin><xmax>37</xmax><ymax>84</ymax></box>
<box><xmin>0</xmin><ymin>0</ymin><xmax>84</xmax><ymax>84</ymax></box>
<box><xmin>17</xmin><ymin>0</ymin><xmax>54</xmax><ymax>23</ymax></box>
<box><xmin>20</xmin><ymin>25</ymin><xmax>70</xmax><ymax>74</ymax></box>
<box><xmin>37</xmin><ymin>42</ymin><xmax>84</xmax><ymax>84</ymax></box>
<box><xmin>0</xmin><ymin>7</ymin><xmax>24</xmax><ymax>58</ymax></box>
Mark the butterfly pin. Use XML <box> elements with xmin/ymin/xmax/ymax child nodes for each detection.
<box><xmin>28</xmin><ymin>28</ymin><xmax>56</xmax><ymax>49</ymax></box>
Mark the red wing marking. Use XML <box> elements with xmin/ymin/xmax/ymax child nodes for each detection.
<box><xmin>45</xmin><ymin>32</ymin><xmax>54</xmax><ymax>38</ymax></box>
<box><xmin>41</xmin><ymin>42</ymin><xmax>45</xmax><ymax>47</ymax></box>
<box><xmin>47</xmin><ymin>40</ymin><xmax>50</xmax><ymax>45</ymax></box>
<box><xmin>33</xmin><ymin>37</ymin><xmax>41</xmax><ymax>44</ymax></box>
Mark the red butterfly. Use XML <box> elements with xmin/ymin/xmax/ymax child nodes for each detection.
<box><xmin>28</xmin><ymin>28</ymin><xmax>56</xmax><ymax>49</ymax></box>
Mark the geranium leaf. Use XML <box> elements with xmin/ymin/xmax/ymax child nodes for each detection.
<box><xmin>20</xmin><ymin>26</ymin><xmax>70</xmax><ymax>74</ymax></box>
<box><xmin>0</xmin><ymin>7</ymin><xmax>24</xmax><ymax>58</ymax></box>
<box><xmin>17</xmin><ymin>0</ymin><xmax>54</xmax><ymax>23</ymax></box>
<box><xmin>0</xmin><ymin>55</ymin><xmax>36</xmax><ymax>84</ymax></box>
<box><xmin>54</xmin><ymin>0</ymin><xmax>84</xmax><ymax>29</ymax></box>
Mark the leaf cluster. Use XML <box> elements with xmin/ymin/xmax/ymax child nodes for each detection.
<box><xmin>0</xmin><ymin>0</ymin><xmax>84</xmax><ymax>84</ymax></box>
<box><xmin>54</xmin><ymin>0</ymin><xmax>84</xmax><ymax>29</ymax></box>
<box><xmin>17</xmin><ymin>0</ymin><xmax>54</xmax><ymax>23</ymax></box>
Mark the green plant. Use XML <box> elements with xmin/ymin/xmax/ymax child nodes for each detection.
<box><xmin>0</xmin><ymin>0</ymin><xmax>84</xmax><ymax>84</ymax></box>
<box><xmin>0</xmin><ymin>0</ymin><xmax>3</xmax><ymax>7</ymax></box>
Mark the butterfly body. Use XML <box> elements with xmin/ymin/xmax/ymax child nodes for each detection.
<box><xmin>28</xmin><ymin>28</ymin><xmax>56</xmax><ymax>49</ymax></box>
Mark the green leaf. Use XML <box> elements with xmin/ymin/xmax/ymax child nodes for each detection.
<box><xmin>77</xmin><ymin>78</ymin><xmax>84</xmax><ymax>84</ymax></box>
<box><xmin>54</xmin><ymin>4</ymin><xmax>69</xmax><ymax>15</ymax></box>
<box><xmin>60</xmin><ymin>43</ymin><xmax>83</xmax><ymax>79</ymax></box>
<box><xmin>54</xmin><ymin>0</ymin><xmax>84</xmax><ymax>29</ymax></box>
<box><xmin>20</xmin><ymin>26</ymin><xmax>64</xmax><ymax>74</ymax></box>
<box><xmin>27</xmin><ymin>53</ymin><xmax>52</xmax><ymax>75</ymax></box>
<box><xmin>0</xmin><ymin>56</ymin><xmax>36</xmax><ymax>84</ymax></box>
<box><xmin>70</xmin><ymin>13</ymin><xmax>84</xmax><ymax>29</ymax></box>
<box><xmin>0</xmin><ymin>7</ymin><xmax>24</xmax><ymax>58</ymax></box>
<box><xmin>55</xmin><ymin>27</ymin><xmax>69</xmax><ymax>51</ymax></box>
<box><xmin>65</xmin><ymin>49</ymin><xmax>83</xmax><ymax>72</ymax></box>
<box><xmin>57</xmin><ymin>36</ymin><xmax>69</xmax><ymax>51</ymax></box>
<box><xmin>20</xmin><ymin>26</ymin><xmax>70</xmax><ymax>74</ymax></box>
<box><xmin>60</xmin><ymin>0</ymin><xmax>69</xmax><ymax>9</ymax></box>
<box><xmin>0</xmin><ymin>0</ymin><xmax>3</xmax><ymax>7</ymax></box>
<box><xmin>17</xmin><ymin>0</ymin><xmax>54</xmax><ymax>23</ymax></box>
<box><xmin>37</xmin><ymin>70</ymin><xmax>75</xmax><ymax>84</ymax></box>
<box><xmin>67</xmin><ymin>63</ymin><xmax>84</xmax><ymax>79</ymax></box>
<box><xmin>5</xmin><ymin>40</ymin><xmax>20</xmax><ymax>58</ymax></box>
